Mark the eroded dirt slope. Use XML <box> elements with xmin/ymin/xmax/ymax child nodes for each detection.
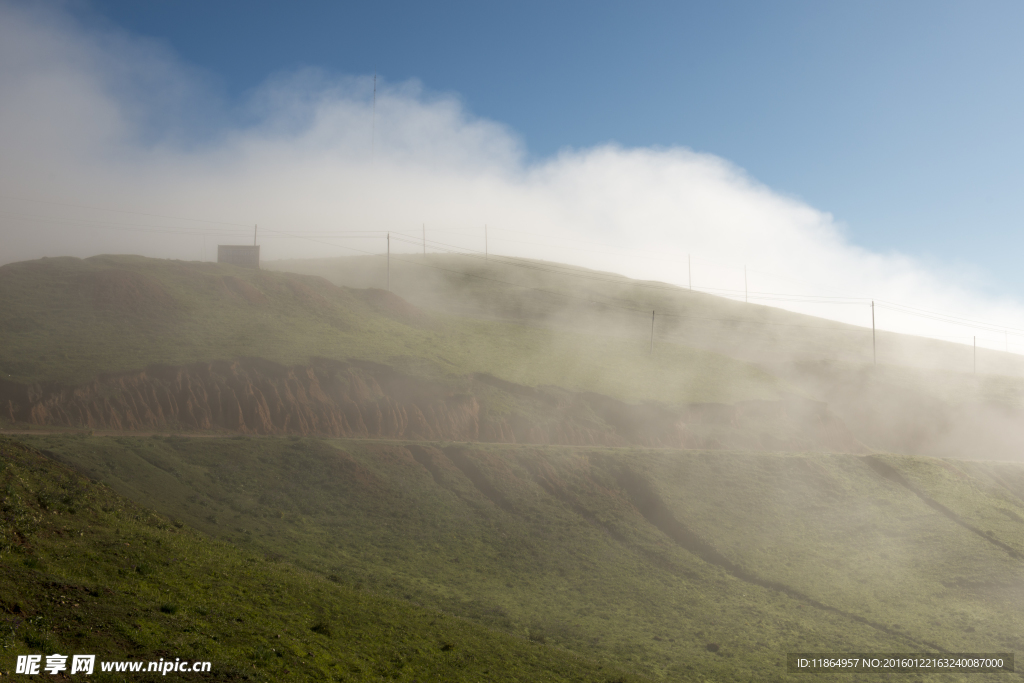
<box><xmin>1</xmin><ymin>358</ymin><xmax>860</xmax><ymax>451</ymax></box>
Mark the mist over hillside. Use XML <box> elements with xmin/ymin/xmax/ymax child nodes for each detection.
<box><xmin>6</xmin><ymin>2</ymin><xmax>1024</xmax><ymax>680</ymax></box>
<box><xmin>4</xmin><ymin>253</ymin><xmax>1023</xmax><ymax>460</ymax></box>
<box><xmin>3</xmin><ymin>252</ymin><xmax>1024</xmax><ymax>680</ymax></box>
<box><xmin>270</xmin><ymin>253</ymin><xmax>1024</xmax><ymax>462</ymax></box>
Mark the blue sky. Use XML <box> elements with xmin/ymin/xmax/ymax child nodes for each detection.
<box><xmin>78</xmin><ymin>0</ymin><xmax>1024</xmax><ymax>296</ymax></box>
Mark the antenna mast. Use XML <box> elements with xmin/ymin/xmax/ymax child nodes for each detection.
<box><xmin>650</xmin><ymin>310</ymin><xmax>655</xmax><ymax>353</ymax></box>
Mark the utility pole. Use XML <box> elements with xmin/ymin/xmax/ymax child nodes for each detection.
<box><xmin>871</xmin><ymin>301</ymin><xmax>876</xmax><ymax>366</ymax></box>
<box><xmin>650</xmin><ymin>310</ymin><xmax>655</xmax><ymax>353</ymax></box>
<box><xmin>387</xmin><ymin>232</ymin><xmax>390</xmax><ymax>292</ymax></box>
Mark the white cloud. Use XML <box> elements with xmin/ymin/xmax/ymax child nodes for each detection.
<box><xmin>1</xmin><ymin>0</ymin><xmax>1022</xmax><ymax>351</ymax></box>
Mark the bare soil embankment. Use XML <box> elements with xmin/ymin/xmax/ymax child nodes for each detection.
<box><xmin>0</xmin><ymin>358</ymin><xmax>862</xmax><ymax>450</ymax></box>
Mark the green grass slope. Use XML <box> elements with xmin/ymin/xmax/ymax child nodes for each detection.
<box><xmin>270</xmin><ymin>254</ymin><xmax>1024</xmax><ymax>459</ymax></box>
<box><xmin>22</xmin><ymin>434</ymin><xmax>1024</xmax><ymax>681</ymax></box>
<box><xmin>268</xmin><ymin>253</ymin><xmax>1024</xmax><ymax>378</ymax></box>
<box><xmin>0</xmin><ymin>436</ymin><xmax>640</xmax><ymax>682</ymax></box>
<box><xmin>0</xmin><ymin>255</ymin><xmax>782</xmax><ymax>406</ymax></box>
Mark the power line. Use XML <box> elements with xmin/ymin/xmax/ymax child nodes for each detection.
<box><xmin>5</xmin><ymin>196</ymin><xmax>1024</xmax><ymax>347</ymax></box>
<box><xmin>267</xmin><ymin>230</ymin><xmax>891</xmax><ymax>334</ymax></box>
<box><xmin>390</xmin><ymin>232</ymin><xmax>1024</xmax><ymax>339</ymax></box>
<box><xmin>488</xmin><ymin>224</ymin><xmax>858</xmax><ymax>299</ymax></box>
<box><xmin>390</xmin><ymin>233</ymin><xmax>874</xmax><ymax>310</ymax></box>
<box><xmin>0</xmin><ymin>194</ymin><xmax>1012</xmax><ymax>332</ymax></box>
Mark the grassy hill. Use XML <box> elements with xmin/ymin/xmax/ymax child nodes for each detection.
<box><xmin>17</xmin><ymin>432</ymin><xmax>1024</xmax><ymax>681</ymax></box>
<box><xmin>268</xmin><ymin>252</ymin><xmax>1024</xmax><ymax>379</ymax></box>
<box><xmin>7</xmin><ymin>251</ymin><xmax>1024</xmax><ymax>680</ymax></box>
<box><xmin>0</xmin><ymin>436</ymin><xmax>639</xmax><ymax>682</ymax></box>
<box><xmin>5</xmin><ymin>253</ymin><xmax>1024</xmax><ymax>458</ymax></box>
<box><xmin>269</xmin><ymin>254</ymin><xmax>1024</xmax><ymax>460</ymax></box>
<box><xmin>0</xmin><ymin>255</ymin><xmax>782</xmax><ymax>406</ymax></box>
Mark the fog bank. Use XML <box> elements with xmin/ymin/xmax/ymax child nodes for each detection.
<box><xmin>1</xmin><ymin>1</ymin><xmax>1021</xmax><ymax>350</ymax></box>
